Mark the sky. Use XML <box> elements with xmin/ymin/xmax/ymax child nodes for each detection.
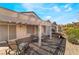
<box><xmin>0</xmin><ymin>3</ymin><xmax>79</xmax><ymax>24</ymax></box>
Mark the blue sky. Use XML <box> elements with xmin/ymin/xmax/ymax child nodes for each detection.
<box><xmin>0</xmin><ymin>3</ymin><xmax>79</xmax><ymax>24</ymax></box>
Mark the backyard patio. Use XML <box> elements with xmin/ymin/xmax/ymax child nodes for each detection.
<box><xmin>0</xmin><ymin>7</ymin><xmax>66</xmax><ymax>55</ymax></box>
<box><xmin>0</xmin><ymin>35</ymin><xmax>66</xmax><ymax>55</ymax></box>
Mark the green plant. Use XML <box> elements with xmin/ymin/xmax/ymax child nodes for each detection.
<box><xmin>66</xmin><ymin>28</ymin><xmax>79</xmax><ymax>45</ymax></box>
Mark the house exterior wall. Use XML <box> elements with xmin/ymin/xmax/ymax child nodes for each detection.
<box><xmin>0</xmin><ymin>22</ymin><xmax>39</xmax><ymax>42</ymax></box>
<box><xmin>9</xmin><ymin>25</ymin><xmax>16</xmax><ymax>40</ymax></box>
<box><xmin>18</xmin><ymin>14</ymin><xmax>29</xmax><ymax>22</ymax></box>
<box><xmin>16</xmin><ymin>24</ymin><xmax>40</xmax><ymax>39</ymax></box>
<box><xmin>16</xmin><ymin>24</ymin><xmax>28</xmax><ymax>39</ymax></box>
<box><xmin>0</xmin><ymin>22</ymin><xmax>41</xmax><ymax>42</ymax></box>
<box><xmin>0</xmin><ymin>22</ymin><xmax>16</xmax><ymax>42</ymax></box>
<box><xmin>0</xmin><ymin>24</ymin><xmax>8</xmax><ymax>41</ymax></box>
<box><xmin>46</xmin><ymin>26</ymin><xmax>50</xmax><ymax>35</ymax></box>
<box><xmin>26</xmin><ymin>25</ymin><xmax>39</xmax><ymax>35</ymax></box>
<box><xmin>41</xmin><ymin>26</ymin><xmax>45</xmax><ymax>35</ymax></box>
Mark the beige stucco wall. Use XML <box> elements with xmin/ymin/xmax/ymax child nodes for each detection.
<box><xmin>18</xmin><ymin>14</ymin><xmax>29</xmax><ymax>21</ymax></box>
<box><xmin>0</xmin><ymin>22</ymin><xmax>16</xmax><ymax>41</ymax></box>
<box><xmin>16</xmin><ymin>24</ymin><xmax>26</xmax><ymax>39</ymax></box>
<box><xmin>34</xmin><ymin>26</ymin><xmax>38</xmax><ymax>35</ymax></box>
<box><xmin>0</xmin><ymin>22</ymin><xmax>50</xmax><ymax>41</ymax></box>
<box><xmin>16</xmin><ymin>24</ymin><xmax>31</xmax><ymax>39</ymax></box>
<box><xmin>0</xmin><ymin>22</ymin><xmax>32</xmax><ymax>41</ymax></box>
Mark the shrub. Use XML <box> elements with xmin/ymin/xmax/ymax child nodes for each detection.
<box><xmin>66</xmin><ymin>28</ymin><xmax>79</xmax><ymax>45</ymax></box>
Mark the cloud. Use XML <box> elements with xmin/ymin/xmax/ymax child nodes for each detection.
<box><xmin>22</xmin><ymin>3</ymin><xmax>34</xmax><ymax>10</ymax></box>
<box><xmin>22</xmin><ymin>3</ymin><xmax>44</xmax><ymax>11</ymax></box>
<box><xmin>22</xmin><ymin>3</ymin><xmax>50</xmax><ymax>11</ymax></box>
<box><xmin>22</xmin><ymin>3</ymin><xmax>62</xmax><ymax>13</ymax></box>
<box><xmin>44</xmin><ymin>16</ymin><xmax>53</xmax><ymax>22</ymax></box>
<box><xmin>52</xmin><ymin>6</ymin><xmax>61</xmax><ymax>12</ymax></box>
<box><xmin>65</xmin><ymin>7</ymin><xmax>72</xmax><ymax>12</ymax></box>
<box><xmin>64</xmin><ymin>4</ymin><xmax>72</xmax><ymax>12</ymax></box>
<box><xmin>52</xmin><ymin>4</ymin><xmax>72</xmax><ymax>12</ymax></box>
<box><xmin>53</xmin><ymin>13</ymin><xmax>78</xmax><ymax>24</ymax></box>
<box><xmin>64</xmin><ymin>4</ymin><xmax>70</xmax><ymax>8</ymax></box>
<box><xmin>45</xmin><ymin>16</ymin><xmax>52</xmax><ymax>20</ymax></box>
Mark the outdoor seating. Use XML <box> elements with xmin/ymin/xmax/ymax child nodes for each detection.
<box><xmin>31</xmin><ymin>35</ymin><xmax>38</xmax><ymax>42</ymax></box>
<box><xmin>42</xmin><ymin>35</ymin><xmax>49</xmax><ymax>42</ymax></box>
<box><xmin>5</xmin><ymin>37</ymin><xmax>32</xmax><ymax>55</ymax></box>
<box><xmin>15</xmin><ymin>37</ymin><xmax>32</xmax><ymax>55</ymax></box>
<box><xmin>17</xmin><ymin>42</ymin><xmax>30</xmax><ymax>55</ymax></box>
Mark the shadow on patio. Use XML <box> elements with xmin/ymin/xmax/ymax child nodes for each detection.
<box><xmin>0</xmin><ymin>35</ymin><xmax>66</xmax><ymax>55</ymax></box>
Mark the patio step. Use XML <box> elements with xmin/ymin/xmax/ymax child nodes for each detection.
<box><xmin>29</xmin><ymin>43</ymin><xmax>52</xmax><ymax>55</ymax></box>
<box><xmin>29</xmin><ymin>38</ymin><xmax>65</xmax><ymax>55</ymax></box>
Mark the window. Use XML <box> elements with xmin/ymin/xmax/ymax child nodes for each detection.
<box><xmin>9</xmin><ymin>25</ymin><xmax>16</xmax><ymax>40</ymax></box>
<box><xmin>0</xmin><ymin>25</ymin><xmax>8</xmax><ymax>41</ymax></box>
<box><xmin>27</xmin><ymin>25</ymin><xmax>35</xmax><ymax>34</ymax></box>
<box><xmin>0</xmin><ymin>24</ymin><xmax>16</xmax><ymax>42</ymax></box>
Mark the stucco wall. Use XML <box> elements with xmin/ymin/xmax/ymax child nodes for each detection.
<box><xmin>18</xmin><ymin>14</ymin><xmax>29</xmax><ymax>21</ymax></box>
<box><xmin>16</xmin><ymin>24</ymin><xmax>26</xmax><ymax>39</ymax></box>
<box><xmin>16</xmin><ymin>24</ymin><xmax>40</xmax><ymax>39</ymax></box>
<box><xmin>0</xmin><ymin>22</ymin><xmax>16</xmax><ymax>41</ymax></box>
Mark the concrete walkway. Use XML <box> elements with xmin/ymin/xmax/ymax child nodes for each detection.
<box><xmin>65</xmin><ymin>40</ymin><xmax>79</xmax><ymax>55</ymax></box>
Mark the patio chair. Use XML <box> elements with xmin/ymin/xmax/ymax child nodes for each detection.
<box><xmin>15</xmin><ymin>37</ymin><xmax>32</xmax><ymax>55</ymax></box>
<box><xmin>5</xmin><ymin>40</ymin><xmax>21</xmax><ymax>55</ymax></box>
<box><xmin>42</xmin><ymin>35</ymin><xmax>49</xmax><ymax>42</ymax></box>
<box><xmin>16</xmin><ymin>41</ymin><xmax>30</xmax><ymax>55</ymax></box>
<box><xmin>31</xmin><ymin>35</ymin><xmax>38</xmax><ymax>42</ymax></box>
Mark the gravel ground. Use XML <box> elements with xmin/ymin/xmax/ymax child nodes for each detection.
<box><xmin>0</xmin><ymin>47</ymin><xmax>9</xmax><ymax>55</ymax></box>
<box><xmin>65</xmin><ymin>40</ymin><xmax>79</xmax><ymax>55</ymax></box>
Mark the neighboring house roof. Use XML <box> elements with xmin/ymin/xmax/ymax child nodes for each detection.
<box><xmin>45</xmin><ymin>20</ymin><xmax>51</xmax><ymax>23</ymax></box>
<box><xmin>0</xmin><ymin>7</ymin><xmax>51</xmax><ymax>26</ymax></box>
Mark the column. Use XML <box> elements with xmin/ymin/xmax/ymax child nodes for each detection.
<box><xmin>50</xmin><ymin>26</ymin><xmax>52</xmax><ymax>39</ymax></box>
<box><xmin>46</xmin><ymin>26</ymin><xmax>48</xmax><ymax>35</ymax></box>
<box><xmin>38</xmin><ymin>25</ymin><xmax>42</xmax><ymax>46</ymax></box>
<box><xmin>56</xmin><ymin>25</ymin><xmax>58</xmax><ymax>33</ymax></box>
<box><xmin>8</xmin><ymin>24</ymin><xmax>9</xmax><ymax>40</ymax></box>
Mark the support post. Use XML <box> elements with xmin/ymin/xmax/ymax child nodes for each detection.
<box><xmin>50</xmin><ymin>26</ymin><xmax>52</xmax><ymax>39</ymax></box>
<box><xmin>8</xmin><ymin>24</ymin><xmax>9</xmax><ymax>40</ymax></box>
<box><xmin>46</xmin><ymin>26</ymin><xmax>48</xmax><ymax>35</ymax></box>
<box><xmin>38</xmin><ymin>25</ymin><xmax>42</xmax><ymax>46</ymax></box>
<box><xmin>56</xmin><ymin>25</ymin><xmax>58</xmax><ymax>33</ymax></box>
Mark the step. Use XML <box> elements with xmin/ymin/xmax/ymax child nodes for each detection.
<box><xmin>29</xmin><ymin>43</ymin><xmax>52</xmax><ymax>55</ymax></box>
